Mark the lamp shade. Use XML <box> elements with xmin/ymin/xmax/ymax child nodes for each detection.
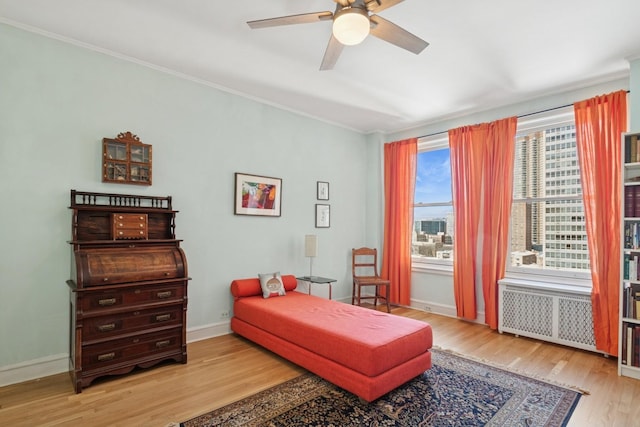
<box><xmin>305</xmin><ymin>234</ymin><xmax>318</xmax><ymax>257</ymax></box>
<box><xmin>332</xmin><ymin>7</ymin><xmax>370</xmax><ymax>46</ymax></box>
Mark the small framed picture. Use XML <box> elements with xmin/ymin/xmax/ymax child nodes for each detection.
<box><xmin>317</xmin><ymin>181</ymin><xmax>329</xmax><ymax>200</ymax></box>
<box><xmin>234</xmin><ymin>172</ymin><xmax>282</xmax><ymax>217</ymax></box>
<box><xmin>315</xmin><ymin>204</ymin><xmax>330</xmax><ymax>228</ymax></box>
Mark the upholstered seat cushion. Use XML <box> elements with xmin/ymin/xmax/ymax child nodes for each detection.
<box><xmin>231</xmin><ymin>278</ymin><xmax>432</xmax><ymax>377</ymax></box>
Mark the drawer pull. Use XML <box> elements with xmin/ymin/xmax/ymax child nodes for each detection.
<box><xmin>103</xmin><ymin>278</ymin><xmax>109</xmax><ymax>282</ymax></box>
<box><xmin>97</xmin><ymin>352</ymin><xmax>115</xmax><ymax>362</ymax></box>
<box><xmin>98</xmin><ymin>323</ymin><xmax>116</xmax><ymax>332</ymax></box>
<box><xmin>157</xmin><ymin>291</ymin><xmax>172</xmax><ymax>298</ymax></box>
<box><xmin>98</xmin><ymin>298</ymin><xmax>116</xmax><ymax>306</ymax></box>
<box><xmin>155</xmin><ymin>340</ymin><xmax>171</xmax><ymax>349</ymax></box>
<box><xmin>155</xmin><ymin>314</ymin><xmax>171</xmax><ymax>322</ymax></box>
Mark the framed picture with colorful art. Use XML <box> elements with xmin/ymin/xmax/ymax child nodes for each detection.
<box><xmin>234</xmin><ymin>173</ymin><xmax>282</xmax><ymax>217</ymax></box>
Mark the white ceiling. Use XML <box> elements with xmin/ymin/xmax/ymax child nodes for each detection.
<box><xmin>1</xmin><ymin>0</ymin><xmax>639</xmax><ymax>134</ymax></box>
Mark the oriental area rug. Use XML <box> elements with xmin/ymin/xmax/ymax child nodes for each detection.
<box><xmin>179</xmin><ymin>349</ymin><xmax>583</xmax><ymax>426</ymax></box>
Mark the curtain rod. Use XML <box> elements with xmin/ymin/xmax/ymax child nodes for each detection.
<box><xmin>416</xmin><ymin>90</ymin><xmax>630</xmax><ymax>140</ymax></box>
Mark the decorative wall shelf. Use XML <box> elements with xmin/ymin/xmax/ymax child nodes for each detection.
<box><xmin>102</xmin><ymin>131</ymin><xmax>152</xmax><ymax>185</ymax></box>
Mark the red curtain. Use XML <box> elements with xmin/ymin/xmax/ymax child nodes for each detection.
<box><xmin>449</xmin><ymin>117</ymin><xmax>517</xmax><ymax>323</ymax></box>
<box><xmin>449</xmin><ymin>126</ymin><xmax>484</xmax><ymax>319</ymax></box>
<box><xmin>574</xmin><ymin>90</ymin><xmax>627</xmax><ymax>356</ymax></box>
<box><xmin>481</xmin><ymin>117</ymin><xmax>517</xmax><ymax>329</ymax></box>
<box><xmin>382</xmin><ymin>138</ymin><xmax>417</xmax><ymax>305</ymax></box>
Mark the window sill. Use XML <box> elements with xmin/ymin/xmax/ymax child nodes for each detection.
<box><xmin>412</xmin><ymin>258</ymin><xmax>453</xmax><ymax>275</ymax></box>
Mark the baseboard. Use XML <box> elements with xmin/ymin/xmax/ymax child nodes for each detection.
<box><xmin>408</xmin><ymin>298</ymin><xmax>486</xmax><ymax>325</ymax></box>
<box><xmin>0</xmin><ymin>353</ymin><xmax>68</xmax><ymax>387</ymax></box>
<box><xmin>186</xmin><ymin>320</ymin><xmax>231</xmax><ymax>343</ymax></box>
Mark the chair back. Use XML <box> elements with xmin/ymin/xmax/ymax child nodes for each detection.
<box><xmin>352</xmin><ymin>247</ymin><xmax>381</xmax><ymax>279</ymax></box>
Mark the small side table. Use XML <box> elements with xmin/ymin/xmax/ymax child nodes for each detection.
<box><xmin>296</xmin><ymin>276</ymin><xmax>336</xmax><ymax>300</ymax></box>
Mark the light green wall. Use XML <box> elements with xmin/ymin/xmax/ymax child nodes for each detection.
<box><xmin>0</xmin><ymin>23</ymin><xmax>369</xmax><ymax>370</ymax></box>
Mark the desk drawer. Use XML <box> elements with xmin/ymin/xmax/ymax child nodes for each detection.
<box><xmin>82</xmin><ymin>328</ymin><xmax>181</xmax><ymax>370</ymax></box>
<box><xmin>80</xmin><ymin>283</ymin><xmax>185</xmax><ymax>312</ymax></box>
<box><xmin>83</xmin><ymin>305</ymin><xmax>183</xmax><ymax>341</ymax></box>
<box><xmin>112</xmin><ymin>213</ymin><xmax>148</xmax><ymax>239</ymax></box>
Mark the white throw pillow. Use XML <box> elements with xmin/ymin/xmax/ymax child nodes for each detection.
<box><xmin>258</xmin><ymin>272</ymin><xmax>286</xmax><ymax>298</ymax></box>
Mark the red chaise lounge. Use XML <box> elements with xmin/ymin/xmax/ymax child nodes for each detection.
<box><xmin>230</xmin><ymin>274</ymin><xmax>433</xmax><ymax>401</ymax></box>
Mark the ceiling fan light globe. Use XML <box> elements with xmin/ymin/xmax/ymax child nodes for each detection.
<box><xmin>332</xmin><ymin>8</ymin><xmax>370</xmax><ymax>46</ymax></box>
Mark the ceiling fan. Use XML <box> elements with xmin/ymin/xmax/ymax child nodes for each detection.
<box><xmin>247</xmin><ymin>0</ymin><xmax>429</xmax><ymax>70</ymax></box>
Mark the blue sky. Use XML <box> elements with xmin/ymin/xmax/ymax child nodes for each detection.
<box><xmin>414</xmin><ymin>148</ymin><xmax>453</xmax><ymax>220</ymax></box>
<box><xmin>415</xmin><ymin>148</ymin><xmax>452</xmax><ymax>204</ymax></box>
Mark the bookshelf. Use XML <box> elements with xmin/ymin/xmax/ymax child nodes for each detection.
<box><xmin>620</xmin><ymin>131</ymin><xmax>640</xmax><ymax>379</ymax></box>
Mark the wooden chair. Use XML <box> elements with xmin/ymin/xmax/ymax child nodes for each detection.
<box><xmin>351</xmin><ymin>247</ymin><xmax>391</xmax><ymax>312</ymax></box>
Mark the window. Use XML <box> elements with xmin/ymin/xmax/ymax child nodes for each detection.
<box><xmin>508</xmin><ymin>107</ymin><xmax>591</xmax><ymax>283</ymax></box>
<box><xmin>412</xmin><ymin>136</ymin><xmax>453</xmax><ymax>265</ymax></box>
<box><xmin>411</xmin><ymin>107</ymin><xmax>591</xmax><ymax>285</ymax></box>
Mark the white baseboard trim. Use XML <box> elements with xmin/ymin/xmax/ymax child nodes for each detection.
<box><xmin>408</xmin><ymin>298</ymin><xmax>486</xmax><ymax>325</ymax></box>
<box><xmin>186</xmin><ymin>320</ymin><xmax>231</xmax><ymax>343</ymax></box>
<box><xmin>0</xmin><ymin>353</ymin><xmax>68</xmax><ymax>387</ymax></box>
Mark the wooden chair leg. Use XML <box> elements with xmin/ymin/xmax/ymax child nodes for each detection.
<box><xmin>351</xmin><ymin>281</ymin><xmax>355</xmax><ymax>305</ymax></box>
<box><xmin>385</xmin><ymin>284</ymin><xmax>390</xmax><ymax>313</ymax></box>
<box><xmin>373</xmin><ymin>285</ymin><xmax>378</xmax><ymax>308</ymax></box>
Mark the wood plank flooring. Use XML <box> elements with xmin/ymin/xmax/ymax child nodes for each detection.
<box><xmin>1</xmin><ymin>307</ymin><xmax>639</xmax><ymax>426</ymax></box>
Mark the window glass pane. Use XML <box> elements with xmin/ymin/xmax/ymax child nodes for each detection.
<box><xmin>413</xmin><ymin>206</ymin><xmax>454</xmax><ymax>259</ymax></box>
<box><xmin>413</xmin><ymin>148</ymin><xmax>453</xmax><ymax>260</ymax></box>
<box><xmin>415</xmin><ymin>148</ymin><xmax>451</xmax><ymax>204</ymax></box>
<box><xmin>509</xmin><ymin>124</ymin><xmax>590</xmax><ymax>272</ymax></box>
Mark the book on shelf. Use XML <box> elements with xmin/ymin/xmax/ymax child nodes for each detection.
<box><xmin>626</xmin><ymin>186</ymin><xmax>640</xmax><ymax>217</ymax></box>
<box><xmin>624</xmin><ymin>222</ymin><xmax>640</xmax><ymax>249</ymax></box>
<box><xmin>626</xmin><ymin>134</ymin><xmax>640</xmax><ymax>163</ymax></box>
<box><xmin>623</xmin><ymin>283</ymin><xmax>640</xmax><ymax>319</ymax></box>
<box><xmin>626</xmin><ymin>186</ymin><xmax>635</xmax><ymax>217</ymax></box>
<box><xmin>622</xmin><ymin>324</ymin><xmax>640</xmax><ymax>367</ymax></box>
<box><xmin>625</xmin><ymin>253</ymin><xmax>630</xmax><ymax>280</ymax></box>
<box><xmin>623</xmin><ymin>253</ymin><xmax>640</xmax><ymax>281</ymax></box>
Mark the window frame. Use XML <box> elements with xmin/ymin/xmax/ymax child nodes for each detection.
<box><xmin>506</xmin><ymin>107</ymin><xmax>591</xmax><ymax>287</ymax></box>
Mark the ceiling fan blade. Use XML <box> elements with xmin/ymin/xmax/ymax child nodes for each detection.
<box><xmin>365</xmin><ymin>0</ymin><xmax>405</xmax><ymax>13</ymax></box>
<box><xmin>320</xmin><ymin>34</ymin><xmax>345</xmax><ymax>71</ymax></box>
<box><xmin>247</xmin><ymin>11</ymin><xmax>333</xmax><ymax>29</ymax></box>
<box><xmin>369</xmin><ymin>15</ymin><xmax>428</xmax><ymax>54</ymax></box>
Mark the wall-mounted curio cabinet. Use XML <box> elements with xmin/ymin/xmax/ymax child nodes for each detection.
<box><xmin>103</xmin><ymin>131</ymin><xmax>152</xmax><ymax>185</ymax></box>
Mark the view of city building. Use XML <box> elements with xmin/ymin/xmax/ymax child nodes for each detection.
<box><xmin>511</xmin><ymin>125</ymin><xmax>590</xmax><ymax>271</ymax></box>
<box><xmin>413</xmin><ymin>124</ymin><xmax>590</xmax><ymax>272</ymax></box>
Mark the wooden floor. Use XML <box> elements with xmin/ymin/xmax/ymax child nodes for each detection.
<box><xmin>2</xmin><ymin>307</ymin><xmax>640</xmax><ymax>426</ymax></box>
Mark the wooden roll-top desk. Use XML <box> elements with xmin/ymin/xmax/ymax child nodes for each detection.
<box><xmin>67</xmin><ymin>190</ymin><xmax>189</xmax><ymax>393</ymax></box>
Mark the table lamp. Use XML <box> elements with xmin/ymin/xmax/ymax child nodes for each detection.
<box><xmin>305</xmin><ymin>234</ymin><xmax>318</xmax><ymax>278</ymax></box>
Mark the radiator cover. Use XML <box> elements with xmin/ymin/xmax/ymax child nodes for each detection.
<box><xmin>498</xmin><ymin>279</ymin><xmax>596</xmax><ymax>352</ymax></box>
